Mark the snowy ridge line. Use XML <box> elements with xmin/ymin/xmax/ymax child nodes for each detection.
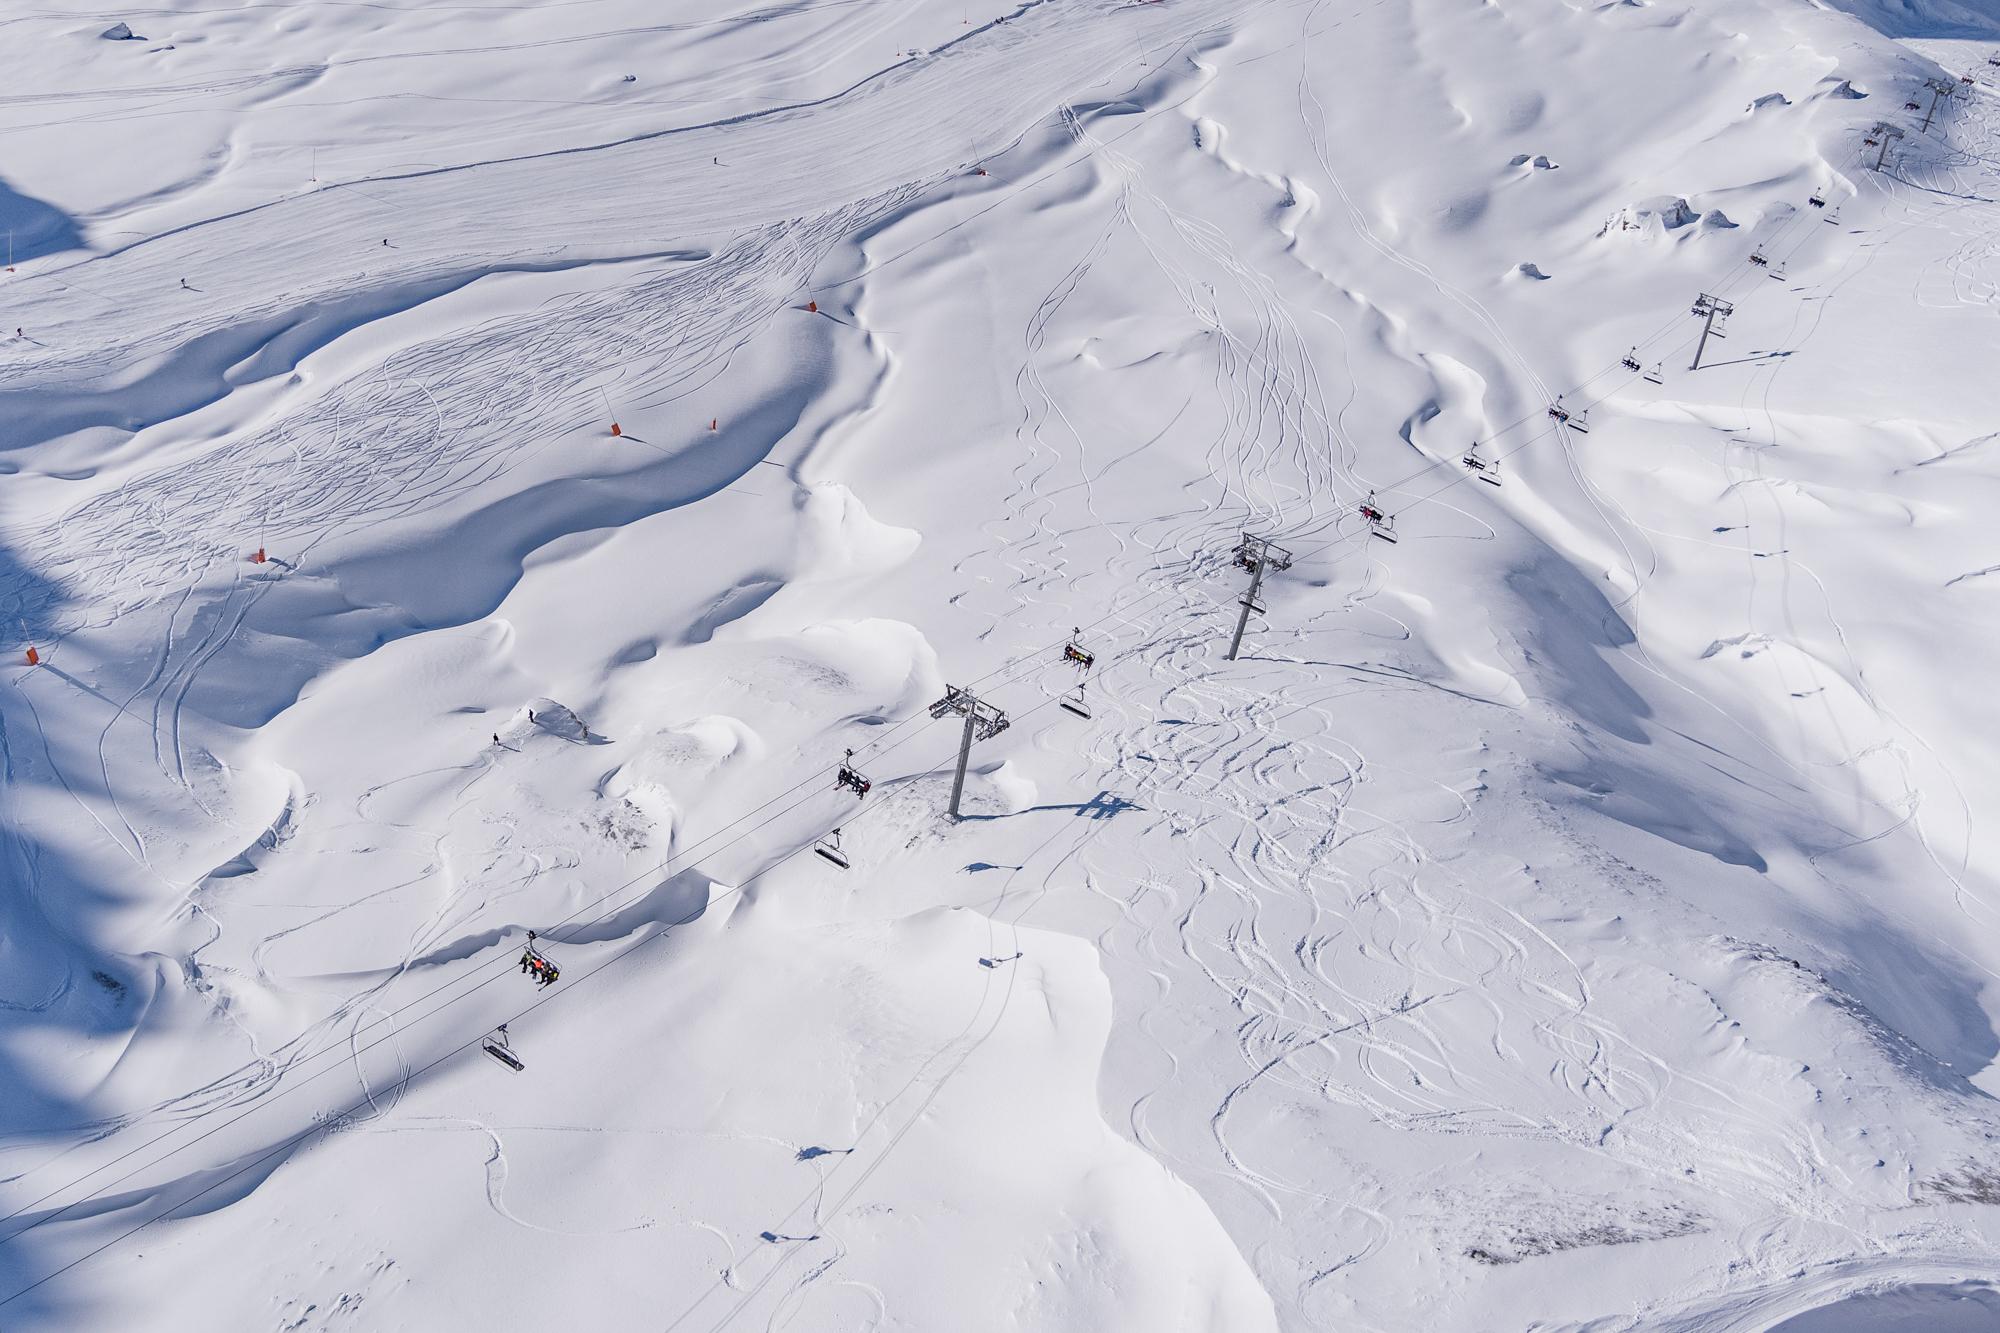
<box><xmin>0</xmin><ymin>582</ymin><xmax>1210</xmax><ymax>1310</ymax></box>
<box><xmin>0</xmin><ymin>0</ymin><xmax>1234</xmax><ymax>416</ymax></box>
<box><xmin>1</xmin><ymin>0</ymin><xmax>1075</xmax><ymax>282</ymax></box>
<box><xmin>0</xmin><ymin>17</ymin><xmax>1241</xmax><ymax>647</ymax></box>
<box><xmin>0</xmin><ymin>574</ymin><xmax>1211</xmax><ymax>1257</ymax></box>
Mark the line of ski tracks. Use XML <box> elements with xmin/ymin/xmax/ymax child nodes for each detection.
<box><xmin>941</xmin><ymin>101</ymin><xmax>1892</xmax><ymax>1326</ymax></box>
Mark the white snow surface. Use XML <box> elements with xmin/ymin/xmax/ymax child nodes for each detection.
<box><xmin>5</xmin><ymin>0</ymin><xmax>2000</xmax><ymax>1328</ymax></box>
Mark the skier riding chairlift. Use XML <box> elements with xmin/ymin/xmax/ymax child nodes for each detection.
<box><xmin>1620</xmin><ymin>348</ymin><xmax>1642</xmax><ymax>372</ymax></box>
<box><xmin>1062</xmin><ymin>629</ymin><xmax>1096</xmax><ymax>671</ymax></box>
<box><xmin>1547</xmin><ymin>398</ymin><xmax>1589</xmax><ymax>433</ymax></box>
<box><xmin>1464</xmin><ymin>447</ymin><xmax>1501</xmax><ymax>487</ymax></box>
<box><xmin>520</xmin><ymin>931</ymin><xmax>559</xmax><ymax>988</ymax></box>
<box><xmin>1360</xmin><ymin>493</ymin><xmax>1398</xmax><ymax>543</ymax></box>
<box><xmin>835</xmin><ymin>749</ymin><xmax>871</xmax><ymax>798</ymax></box>
<box><xmin>1809</xmin><ymin>189</ymin><xmax>1827</xmax><ymax>208</ymax></box>
<box><xmin>1749</xmin><ymin>248</ymin><xmax>1769</xmax><ymax>267</ymax></box>
<box><xmin>814</xmin><ymin>827</ymin><xmax>851</xmax><ymax>870</ymax></box>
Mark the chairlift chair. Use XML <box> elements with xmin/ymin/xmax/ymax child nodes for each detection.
<box><xmin>1643</xmin><ymin>363</ymin><xmax>1665</xmax><ymax>385</ymax></box>
<box><xmin>1062</xmin><ymin>629</ymin><xmax>1096</xmax><ymax>671</ymax></box>
<box><xmin>1748</xmin><ymin>248</ymin><xmax>1769</xmax><ymax>267</ymax></box>
<box><xmin>483</xmin><ymin>1025</ymin><xmax>525</xmax><ymax>1072</ymax></box>
<box><xmin>1620</xmin><ymin>348</ymin><xmax>1642</xmax><ymax>372</ymax></box>
<box><xmin>519</xmin><ymin>932</ymin><xmax>559</xmax><ymax>987</ymax></box>
<box><xmin>1060</xmin><ymin>681</ymin><xmax>1092</xmax><ymax>719</ymax></box>
<box><xmin>1548</xmin><ymin>398</ymin><xmax>1589</xmax><ymax>433</ymax></box>
<box><xmin>1360</xmin><ymin>494</ymin><xmax>1398</xmax><ymax>543</ymax></box>
<box><xmin>813</xmin><ymin>827</ymin><xmax>851</xmax><ymax>869</ymax></box>
<box><xmin>1905</xmin><ymin>100</ymin><xmax>1922</xmax><ymax>111</ymax></box>
<box><xmin>835</xmin><ymin>749</ymin><xmax>871</xmax><ymax>798</ymax></box>
<box><xmin>1809</xmin><ymin>190</ymin><xmax>1827</xmax><ymax>208</ymax></box>
<box><xmin>1463</xmin><ymin>446</ymin><xmax>1502</xmax><ymax>485</ymax></box>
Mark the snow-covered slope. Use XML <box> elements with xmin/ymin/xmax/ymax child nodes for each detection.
<box><xmin>5</xmin><ymin>0</ymin><xmax>2000</xmax><ymax>1328</ymax></box>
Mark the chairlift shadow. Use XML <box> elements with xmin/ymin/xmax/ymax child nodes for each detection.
<box><xmin>1697</xmin><ymin>350</ymin><xmax>1795</xmax><ymax>369</ymax></box>
<box><xmin>955</xmin><ymin>789</ymin><xmax>1141</xmax><ymax>822</ymax></box>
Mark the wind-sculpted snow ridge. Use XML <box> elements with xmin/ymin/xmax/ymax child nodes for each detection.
<box><xmin>2</xmin><ymin>0</ymin><xmax>2000</xmax><ymax>1328</ymax></box>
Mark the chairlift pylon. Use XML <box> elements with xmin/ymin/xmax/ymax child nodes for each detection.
<box><xmin>813</xmin><ymin>827</ymin><xmax>851</xmax><ymax>869</ymax></box>
<box><xmin>835</xmin><ymin>749</ymin><xmax>871</xmax><ymax>799</ymax></box>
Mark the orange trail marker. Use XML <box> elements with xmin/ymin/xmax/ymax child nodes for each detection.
<box><xmin>24</xmin><ymin>645</ymin><xmax>39</xmax><ymax>666</ymax></box>
<box><xmin>709</xmin><ymin>418</ymin><xmax>718</xmax><ymax>432</ymax></box>
<box><xmin>807</xmin><ymin>300</ymin><xmax>818</xmax><ymax>313</ymax></box>
<box><xmin>610</xmin><ymin>421</ymin><xmax>623</xmax><ymax>437</ymax></box>
<box><xmin>251</xmin><ymin>547</ymin><xmax>266</xmax><ymax>565</ymax></box>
